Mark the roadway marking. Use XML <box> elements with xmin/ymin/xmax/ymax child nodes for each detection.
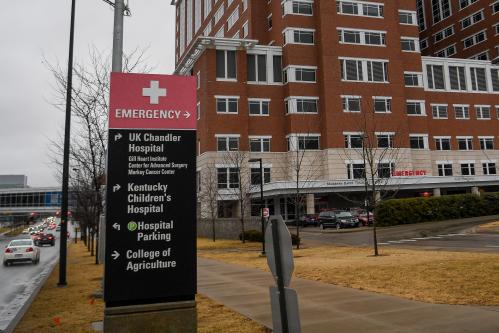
<box><xmin>485</xmin><ymin>245</ymin><xmax>499</xmax><ymax>248</ymax></box>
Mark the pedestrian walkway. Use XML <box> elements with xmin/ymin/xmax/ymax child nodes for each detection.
<box><xmin>378</xmin><ymin>232</ymin><xmax>470</xmax><ymax>245</ymax></box>
<box><xmin>198</xmin><ymin>257</ymin><xmax>499</xmax><ymax>333</ymax></box>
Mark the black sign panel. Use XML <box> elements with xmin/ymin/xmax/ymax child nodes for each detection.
<box><xmin>105</xmin><ymin>129</ymin><xmax>196</xmax><ymax>306</ymax></box>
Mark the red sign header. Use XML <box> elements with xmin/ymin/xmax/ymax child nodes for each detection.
<box><xmin>109</xmin><ymin>73</ymin><xmax>197</xmax><ymax>130</ymax></box>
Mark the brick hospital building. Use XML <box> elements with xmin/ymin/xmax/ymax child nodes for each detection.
<box><xmin>172</xmin><ymin>0</ymin><xmax>499</xmax><ymax>219</ymax></box>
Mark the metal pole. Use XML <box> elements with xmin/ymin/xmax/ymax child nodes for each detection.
<box><xmin>58</xmin><ymin>0</ymin><xmax>76</xmax><ymax>287</ymax></box>
<box><xmin>112</xmin><ymin>0</ymin><xmax>124</xmax><ymax>72</ymax></box>
<box><xmin>259</xmin><ymin>159</ymin><xmax>265</xmax><ymax>256</ymax></box>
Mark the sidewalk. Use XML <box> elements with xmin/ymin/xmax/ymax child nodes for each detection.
<box><xmin>198</xmin><ymin>257</ymin><xmax>499</xmax><ymax>333</ymax></box>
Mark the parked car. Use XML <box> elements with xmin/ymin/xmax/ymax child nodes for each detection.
<box><xmin>299</xmin><ymin>214</ymin><xmax>319</xmax><ymax>227</ymax></box>
<box><xmin>318</xmin><ymin>211</ymin><xmax>360</xmax><ymax>230</ymax></box>
<box><xmin>34</xmin><ymin>233</ymin><xmax>55</xmax><ymax>246</ymax></box>
<box><xmin>3</xmin><ymin>239</ymin><xmax>40</xmax><ymax>266</ymax></box>
<box><xmin>358</xmin><ymin>212</ymin><xmax>375</xmax><ymax>226</ymax></box>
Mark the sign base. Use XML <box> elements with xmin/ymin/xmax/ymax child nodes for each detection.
<box><xmin>103</xmin><ymin>300</ymin><xmax>196</xmax><ymax>333</ymax></box>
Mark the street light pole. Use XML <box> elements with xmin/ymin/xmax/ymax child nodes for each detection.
<box><xmin>58</xmin><ymin>0</ymin><xmax>76</xmax><ymax>287</ymax></box>
<box><xmin>249</xmin><ymin>158</ymin><xmax>266</xmax><ymax>255</ymax></box>
<box><xmin>112</xmin><ymin>0</ymin><xmax>125</xmax><ymax>72</ymax></box>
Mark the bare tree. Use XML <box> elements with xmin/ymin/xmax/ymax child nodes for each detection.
<box><xmin>339</xmin><ymin>100</ymin><xmax>406</xmax><ymax>256</ymax></box>
<box><xmin>198</xmin><ymin>163</ymin><xmax>221</xmax><ymax>242</ymax></box>
<box><xmin>221</xmin><ymin>150</ymin><xmax>252</xmax><ymax>243</ymax></box>
<box><xmin>46</xmin><ymin>47</ymin><xmax>150</xmax><ymax>262</ymax></box>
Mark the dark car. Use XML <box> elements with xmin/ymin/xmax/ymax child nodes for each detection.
<box><xmin>34</xmin><ymin>233</ymin><xmax>55</xmax><ymax>246</ymax></box>
<box><xmin>299</xmin><ymin>214</ymin><xmax>319</xmax><ymax>227</ymax></box>
<box><xmin>318</xmin><ymin>211</ymin><xmax>360</xmax><ymax>230</ymax></box>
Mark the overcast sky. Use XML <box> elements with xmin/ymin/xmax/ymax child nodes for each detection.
<box><xmin>0</xmin><ymin>0</ymin><xmax>175</xmax><ymax>187</ymax></box>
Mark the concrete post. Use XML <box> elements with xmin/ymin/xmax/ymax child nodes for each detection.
<box><xmin>471</xmin><ymin>186</ymin><xmax>480</xmax><ymax>196</ymax></box>
<box><xmin>306</xmin><ymin>194</ymin><xmax>315</xmax><ymax>214</ymax></box>
<box><xmin>433</xmin><ymin>188</ymin><xmax>441</xmax><ymax>197</ymax></box>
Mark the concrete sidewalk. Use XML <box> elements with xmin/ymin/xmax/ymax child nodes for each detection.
<box><xmin>198</xmin><ymin>257</ymin><xmax>499</xmax><ymax>333</ymax></box>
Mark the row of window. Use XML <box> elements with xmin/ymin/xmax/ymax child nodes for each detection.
<box><xmin>212</xmin><ymin>94</ymin><xmax>499</xmax><ymax>120</ymax></box>
<box><xmin>216</xmin><ymin>160</ymin><xmax>498</xmax><ymax>190</ymax></box>
<box><xmin>214</xmin><ymin>133</ymin><xmax>497</xmax><ymax>152</ymax></box>
<box><xmin>425</xmin><ymin>62</ymin><xmax>499</xmax><ymax>93</ymax></box>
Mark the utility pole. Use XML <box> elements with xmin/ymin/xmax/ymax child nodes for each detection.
<box><xmin>58</xmin><ymin>0</ymin><xmax>76</xmax><ymax>287</ymax></box>
<box><xmin>112</xmin><ymin>0</ymin><xmax>125</xmax><ymax>72</ymax></box>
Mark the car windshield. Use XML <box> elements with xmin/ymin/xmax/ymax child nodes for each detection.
<box><xmin>336</xmin><ymin>212</ymin><xmax>353</xmax><ymax>218</ymax></box>
<box><xmin>10</xmin><ymin>240</ymin><xmax>32</xmax><ymax>247</ymax></box>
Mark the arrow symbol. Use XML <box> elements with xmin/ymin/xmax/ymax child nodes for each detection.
<box><xmin>111</xmin><ymin>251</ymin><xmax>120</xmax><ymax>260</ymax></box>
<box><xmin>112</xmin><ymin>223</ymin><xmax>120</xmax><ymax>231</ymax></box>
<box><xmin>113</xmin><ymin>184</ymin><xmax>121</xmax><ymax>192</ymax></box>
<box><xmin>114</xmin><ymin>133</ymin><xmax>122</xmax><ymax>141</ymax></box>
<box><xmin>184</xmin><ymin>111</ymin><xmax>191</xmax><ymax>119</ymax></box>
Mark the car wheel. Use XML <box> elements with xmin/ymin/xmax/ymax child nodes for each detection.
<box><xmin>3</xmin><ymin>260</ymin><xmax>8</xmax><ymax>267</ymax></box>
<box><xmin>336</xmin><ymin>223</ymin><xmax>341</xmax><ymax>230</ymax></box>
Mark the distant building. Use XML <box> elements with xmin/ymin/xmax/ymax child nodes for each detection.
<box><xmin>173</xmin><ymin>0</ymin><xmax>499</xmax><ymax>219</ymax></box>
<box><xmin>0</xmin><ymin>175</ymin><xmax>27</xmax><ymax>189</ymax></box>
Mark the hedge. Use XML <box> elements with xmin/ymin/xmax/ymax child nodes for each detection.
<box><xmin>375</xmin><ymin>192</ymin><xmax>499</xmax><ymax>227</ymax></box>
<box><xmin>239</xmin><ymin>229</ymin><xmax>301</xmax><ymax>246</ymax></box>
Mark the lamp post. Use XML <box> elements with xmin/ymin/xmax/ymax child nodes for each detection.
<box><xmin>249</xmin><ymin>158</ymin><xmax>266</xmax><ymax>255</ymax></box>
<box><xmin>58</xmin><ymin>0</ymin><xmax>76</xmax><ymax>287</ymax></box>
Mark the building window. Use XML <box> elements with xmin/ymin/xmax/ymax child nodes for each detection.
<box><xmin>406</xmin><ymin>101</ymin><xmax>425</xmax><ymax>116</ymax></box>
<box><xmin>286</xmin><ymin>98</ymin><xmax>319</xmax><ymax>114</ymax></box>
<box><xmin>476</xmin><ymin>106</ymin><xmax>491</xmax><ymax>119</ymax></box>
<box><xmin>340</xmin><ymin>58</ymin><xmax>388</xmax><ymax>83</ymax></box>
<box><xmin>249</xmin><ymin>137</ymin><xmax>271</xmax><ymax>152</ymax></box>
<box><xmin>460</xmin><ymin>0</ymin><xmax>478</xmax><ymax>9</ymax></box>
<box><xmin>454</xmin><ymin>105</ymin><xmax>470</xmax><ymax>119</ymax></box>
<box><xmin>470</xmin><ymin>67</ymin><xmax>487</xmax><ymax>91</ymax></box>
<box><xmin>435</xmin><ymin>45</ymin><xmax>456</xmax><ymax>57</ymax></box>
<box><xmin>457</xmin><ymin>137</ymin><xmax>473</xmax><ymax>150</ymax></box>
<box><xmin>461</xmin><ymin>10</ymin><xmax>484</xmax><ymax>30</ymax></box>
<box><xmin>410</xmin><ymin>135</ymin><xmax>428</xmax><ymax>149</ymax></box>
<box><xmin>377</xmin><ymin>133</ymin><xmax>395</xmax><ymax>148</ymax></box>
<box><xmin>216</xmin><ymin>96</ymin><xmax>238</xmax><ymax>113</ymax></box>
<box><xmin>437</xmin><ymin>163</ymin><xmax>453</xmax><ymax>176</ymax></box>
<box><xmin>483</xmin><ymin>162</ymin><xmax>497</xmax><ymax>175</ymax></box>
<box><xmin>434</xmin><ymin>25</ymin><xmax>454</xmax><ymax>42</ymax></box>
<box><xmin>374</xmin><ymin>97</ymin><xmax>391</xmax><ymax>113</ymax></box>
<box><xmin>426</xmin><ymin>64</ymin><xmax>445</xmax><ymax>90</ymax></box>
<box><xmin>338</xmin><ymin>29</ymin><xmax>386</xmax><ymax>46</ymax></box>
<box><xmin>378</xmin><ymin>163</ymin><xmax>395</xmax><ymax>178</ymax></box>
<box><xmin>298</xmin><ymin>136</ymin><xmax>320</xmax><ymax>150</ymax></box>
<box><xmin>250</xmin><ymin>167</ymin><xmax>271</xmax><ymax>185</ymax></box>
<box><xmin>342</xmin><ymin>96</ymin><xmax>361</xmax><ymax>112</ymax></box>
<box><xmin>432</xmin><ymin>0</ymin><xmax>451</xmax><ymax>24</ymax></box>
<box><xmin>216</xmin><ymin>136</ymin><xmax>239</xmax><ymax>152</ymax></box>
<box><xmin>404</xmin><ymin>73</ymin><xmax>421</xmax><ymax>87</ymax></box>
<box><xmin>267</xmin><ymin>14</ymin><xmax>272</xmax><ymax>30</ymax></box>
<box><xmin>295</xmin><ymin>67</ymin><xmax>316</xmax><ymax>82</ymax></box>
<box><xmin>217</xmin><ymin>168</ymin><xmax>239</xmax><ymax>189</ymax></box>
<box><xmin>340</xmin><ymin>59</ymin><xmax>363</xmax><ymax>81</ymax></box>
<box><xmin>273</xmin><ymin>56</ymin><xmax>283</xmax><ymax>83</ymax></box>
<box><xmin>247</xmin><ymin>54</ymin><xmax>267</xmax><ymax>82</ymax></box>
<box><xmin>216</xmin><ymin>50</ymin><xmax>237</xmax><ymax>80</ymax></box>
<box><xmin>227</xmin><ymin>7</ymin><xmax>240</xmax><ymax>30</ymax></box>
<box><xmin>347</xmin><ymin>163</ymin><xmax>365</xmax><ymax>180</ymax></box>
<box><xmin>432</xmin><ymin>104</ymin><xmax>448</xmax><ymax>119</ymax></box>
<box><xmin>416</xmin><ymin>0</ymin><xmax>426</xmax><ymax>31</ymax></box>
<box><xmin>401</xmin><ymin>38</ymin><xmax>419</xmax><ymax>52</ymax></box>
<box><xmin>463</xmin><ymin>30</ymin><xmax>487</xmax><ymax>49</ymax></box>
<box><xmin>460</xmin><ymin>163</ymin><xmax>475</xmax><ymax>176</ymax></box>
<box><xmin>248</xmin><ymin>99</ymin><xmax>270</xmax><ymax>116</ymax></box>
<box><xmin>399</xmin><ymin>11</ymin><xmax>416</xmax><ymax>25</ymax></box>
<box><xmin>336</xmin><ymin>1</ymin><xmax>384</xmax><ymax>18</ymax></box>
<box><xmin>285</xmin><ymin>29</ymin><xmax>314</xmax><ymax>44</ymax></box>
<box><xmin>479</xmin><ymin>137</ymin><xmax>494</xmax><ymax>150</ymax></box>
<box><xmin>449</xmin><ymin>66</ymin><xmax>467</xmax><ymax>91</ymax></box>
<box><xmin>344</xmin><ymin>133</ymin><xmax>364</xmax><ymax>149</ymax></box>
<box><xmin>435</xmin><ymin>137</ymin><xmax>451</xmax><ymax>150</ymax></box>
<box><xmin>293</xmin><ymin>1</ymin><xmax>312</xmax><ymax>15</ymax></box>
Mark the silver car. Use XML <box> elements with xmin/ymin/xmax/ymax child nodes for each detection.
<box><xmin>3</xmin><ymin>239</ymin><xmax>40</xmax><ymax>266</ymax></box>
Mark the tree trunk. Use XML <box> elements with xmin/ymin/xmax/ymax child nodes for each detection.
<box><xmin>371</xmin><ymin>185</ymin><xmax>379</xmax><ymax>256</ymax></box>
<box><xmin>90</xmin><ymin>232</ymin><xmax>95</xmax><ymax>256</ymax></box>
<box><xmin>95</xmin><ymin>225</ymin><xmax>99</xmax><ymax>264</ymax></box>
<box><xmin>211</xmin><ymin>218</ymin><xmax>216</xmax><ymax>242</ymax></box>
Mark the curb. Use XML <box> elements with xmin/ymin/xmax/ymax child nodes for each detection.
<box><xmin>0</xmin><ymin>256</ymin><xmax>59</xmax><ymax>333</ymax></box>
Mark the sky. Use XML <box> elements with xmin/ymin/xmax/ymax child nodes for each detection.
<box><xmin>0</xmin><ymin>0</ymin><xmax>175</xmax><ymax>187</ymax></box>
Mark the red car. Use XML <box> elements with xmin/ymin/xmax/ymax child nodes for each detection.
<box><xmin>34</xmin><ymin>233</ymin><xmax>55</xmax><ymax>246</ymax></box>
<box><xmin>358</xmin><ymin>212</ymin><xmax>375</xmax><ymax>226</ymax></box>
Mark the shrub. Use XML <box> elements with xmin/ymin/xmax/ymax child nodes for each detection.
<box><xmin>375</xmin><ymin>192</ymin><xmax>499</xmax><ymax>227</ymax></box>
<box><xmin>238</xmin><ymin>229</ymin><xmax>301</xmax><ymax>246</ymax></box>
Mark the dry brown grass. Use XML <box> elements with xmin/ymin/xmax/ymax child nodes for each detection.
<box><xmin>198</xmin><ymin>238</ymin><xmax>499</xmax><ymax>306</ymax></box>
<box><xmin>15</xmin><ymin>241</ymin><xmax>269</xmax><ymax>332</ymax></box>
<box><xmin>476</xmin><ymin>221</ymin><xmax>499</xmax><ymax>233</ymax></box>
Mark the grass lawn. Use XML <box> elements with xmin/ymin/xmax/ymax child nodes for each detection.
<box><xmin>198</xmin><ymin>238</ymin><xmax>499</xmax><ymax>306</ymax></box>
<box><xmin>15</xmin><ymin>242</ymin><xmax>269</xmax><ymax>333</ymax></box>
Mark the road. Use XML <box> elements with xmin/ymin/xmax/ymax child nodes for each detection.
<box><xmin>0</xmin><ymin>226</ymin><xmax>73</xmax><ymax>332</ymax></box>
<box><xmin>298</xmin><ymin>215</ymin><xmax>499</xmax><ymax>253</ymax></box>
